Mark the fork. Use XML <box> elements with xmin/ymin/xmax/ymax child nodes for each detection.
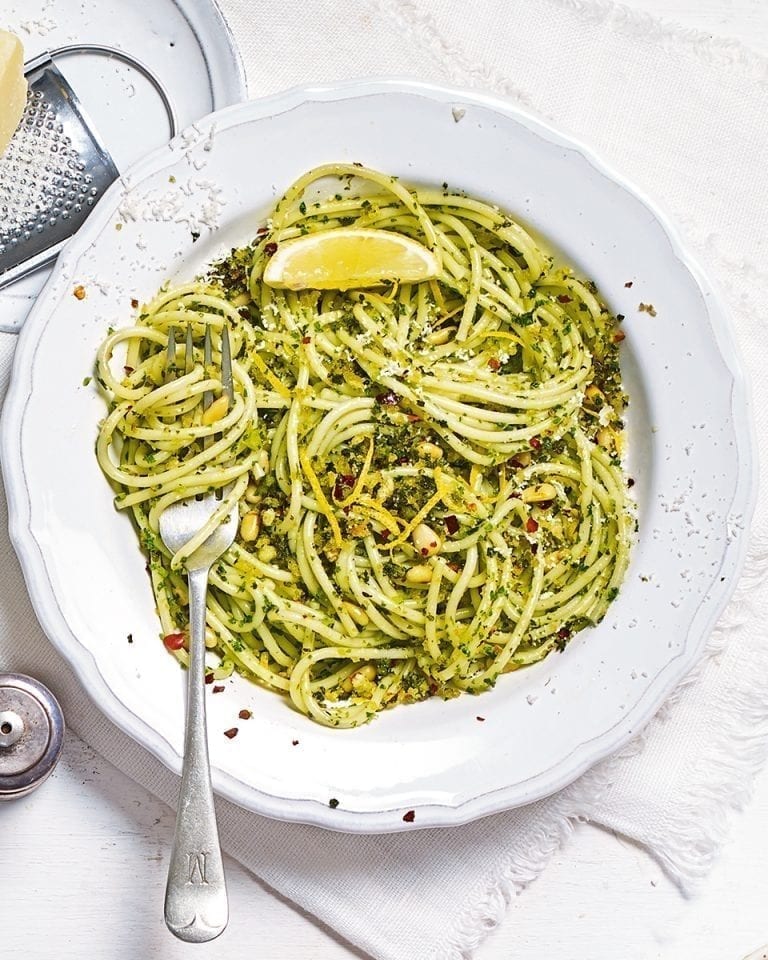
<box><xmin>160</xmin><ymin>323</ymin><xmax>237</xmax><ymax>943</ymax></box>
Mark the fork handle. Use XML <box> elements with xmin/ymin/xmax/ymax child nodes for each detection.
<box><xmin>164</xmin><ymin>565</ymin><xmax>228</xmax><ymax>942</ymax></box>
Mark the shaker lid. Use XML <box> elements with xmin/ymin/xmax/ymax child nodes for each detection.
<box><xmin>0</xmin><ymin>673</ymin><xmax>64</xmax><ymax>799</ymax></box>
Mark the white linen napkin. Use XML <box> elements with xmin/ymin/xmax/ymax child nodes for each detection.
<box><xmin>2</xmin><ymin>1</ymin><xmax>768</xmax><ymax>957</ymax></box>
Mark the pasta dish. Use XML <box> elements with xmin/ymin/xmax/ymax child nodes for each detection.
<box><xmin>96</xmin><ymin>163</ymin><xmax>632</xmax><ymax>728</ymax></box>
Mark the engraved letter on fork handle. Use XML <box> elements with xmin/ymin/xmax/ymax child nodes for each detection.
<box><xmin>164</xmin><ymin>566</ymin><xmax>228</xmax><ymax>942</ymax></box>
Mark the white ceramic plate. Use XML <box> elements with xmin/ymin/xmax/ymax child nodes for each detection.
<box><xmin>1</xmin><ymin>80</ymin><xmax>755</xmax><ymax>832</ymax></box>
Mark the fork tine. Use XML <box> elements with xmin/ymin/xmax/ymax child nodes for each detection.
<box><xmin>203</xmin><ymin>325</ymin><xmax>213</xmax><ymax>414</ymax></box>
<box><xmin>201</xmin><ymin>325</ymin><xmax>213</xmax><ymax>469</ymax></box>
<box><xmin>221</xmin><ymin>324</ymin><xmax>233</xmax><ymax>404</ymax></box>
<box><xmin>185</xmin><ymin>323</ymin><xmax>194</xmax><ymax>376</ymax></box>
<box><xmin>166</xmin><ymin>325</ymin><xmax>176</xmax><ymax>381</ymax></box>
<box><xmin>213</xmin><ymin>326</ymin><xmax>233</xmax><ymax>503</ymax></box>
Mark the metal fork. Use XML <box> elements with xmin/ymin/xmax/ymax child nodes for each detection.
<box><xmin>160</xmin><ymin>323</ymin><xmax>236</xmax><ymax>943</ymax></box>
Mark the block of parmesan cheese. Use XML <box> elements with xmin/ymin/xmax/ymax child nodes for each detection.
<box><xmin>0</xmin><ymin>30</ymin><xmax>27</xmax><ymax>157</ymax></box>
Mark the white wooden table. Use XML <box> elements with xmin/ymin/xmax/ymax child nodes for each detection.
<box><xmin>4</xmin><ymin>2</ymin><xmax>768</xmax><ymax>958</ymax></box>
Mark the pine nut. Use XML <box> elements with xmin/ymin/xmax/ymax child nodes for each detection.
<box><xmin>417</xmin><ymin>441</ymin><xmax>443</xmax><ymax>461</ymax></box>
<box><xmin>240</xmin><ymin>511</ymin><xmax>260</xmax><ymax>541</ymax></box>
<box><xmin>204</xmin><ymin>627</ymin><xmax>218</xmax><ymax>649</ymax></box>
<box><xmin>342</xmin><ymin>667</ymin><xmax>370</xmax><ymax>691</ymax></box>
<box><xmin>412</xmin><ymin>523</ymin><xmax>442</xmax><ymax>557</ymax></box>
<box><xmin>405</xmin><ymin>564</ymin><xmax>433</xmax><ymax>584</ymax></box>
<box><xmin>350</xmin><ymin>664</ymin><xmax>377</xmax><ymax>686</ymax></box>
<box><xmin>511</xmin><ymin>451</ymin><xmax>531</xmax><ymax>467</ymax></box>
<box><xmin>585</xmin><ymin>384</ymin><xmax>604</xmax><ymax>406</ymax></box>
<box><xmin>202</xmin><ymin>394</ymin><xmax>229</xmax><ymax>425</ymax></box>
<box><xmin>596</xmin><ymin>427</ymin><xmax>613</xmax><ymax>450</ymax></box>
<box><xmin>261</xmin><ymin>507</ymin><xmax>276</xmax><ymax>527</ymax></box>
<box><xmin>244</xmin><ymin>483</ymin><xmax>260</xmax><ymax>504</ymax></box>
<box><xmin>522</xmin><ymin>483</ymin><xmax>557</xmax><ymax>503</ymax></box>
<box><xmin>257</xmin><ymin>449</ymin><xmax>269</xmax><ymax>473</ymax></box>
<box><xmin>343</xmin><ymin>602</ymin><xmax>369</xmax><ymax>626</ymax></box>
<box><xmin>426</xmin><ymin>327</ymin><xmax>454</xmax><ymax>345</ymax></box>
<box><xmin>257</xmin><ymin>544</ymin><xmax>277</xmax><ymax>563</ymax></box>
<box><xmin>341</xmin><ymin>668</ymin><xmax>376</xmax><ymax>693</ymax></box>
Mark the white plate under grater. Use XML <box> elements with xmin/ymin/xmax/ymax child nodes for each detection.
<box><xmin>0</xmin><ymin>0</ymin><xmax>245</xmax><ymax>332</ymax></box>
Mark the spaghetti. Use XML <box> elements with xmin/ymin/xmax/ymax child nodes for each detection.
<box><xmin>96</xmin><ymin>163</ymin><xmax>633</xmax><ymax>728</ymax></box>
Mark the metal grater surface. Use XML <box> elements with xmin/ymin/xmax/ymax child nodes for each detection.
<box><xmin>0</xmin><ymin>52</ymin><xmax>119</xmax><ymax>289</ymax></box>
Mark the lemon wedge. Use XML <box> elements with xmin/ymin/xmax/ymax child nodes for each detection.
<box><xmin>262</xmin><ymin>228</ymin><xmax>439</xmax><ymax>291</ymax></box>
<box><xmin>0</xmin><ymin>31</ymin><xmax>27</xmax><ymax>157</ymax></box>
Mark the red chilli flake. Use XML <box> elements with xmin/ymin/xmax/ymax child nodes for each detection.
<box><xmin>487</xmin><ymin>357</ymin><xmax>500</xmax><ymax>371</ymax></box>
<box><xmin>301</xmin><ymin>336</ymin><xmax>311</xmax><ymax>344</ymax></box>
<box><xmin>476</xmin><ymin>716</ymin><xmax>486</xmax><ymax>722</ymax></box>
<box><xmin>557</xmin><ymin>627</ymin><xmax>571</xmax><ymax>641</ymax></box>
<box><xmin>376</xmin><ymin>390</ymin><xmax>399</xmax><ymax>406</ymax></box>
<box><xmin>529</xmin><ymin>436</ymin><xmax>542</xmax><ymax>450</ymax></box>
<box><xmin>556</xmin><ymin>294</ymin><xmax>572</xmax><ymax>303</ymax></box>
<box><xmin>333</xmin><ymin>474</ymin><xmax>356</xmax><ymax>500</ymax></box>
<box><xmin>130</xmin><ymin>298</ymin><xmax>139</xmax><ymax>309</ymax></box>
<box><xmin>257</xmin><ymin>226</ymin><xmax>269</xmax><ymax>235</ymax></box>
<box><xmin>526</xmin><ymin>517</ymin><xmax>539</xmax><ymax>534</ymax></box>
<box><xmin>205</xmin><ymin>673</ymin><xmax>214</xmax><ymax>685</ymax></box>
<box><xmin>613</xmin><ymin>330</ymin><xmax>626</xmax><ymax>343</ymax></box>
<box><xmin>292</xmin><ymin>739</ymin><xmax>300</xmax><ymax>746</ymax></box>
<box><xmin>238</xmin><ymin>709</ymin><xmax>252</xmax><ymax>720</ymax></box>
<box><xmin>223</xmin><ymin>727</ymin><xmax>238</xmax><ymax>739</ymax></box>
<box><xmin>402</xmin><ymin>810</ymin><xmax>416</xmax><ymax>823</ymax></box>
<box><xmin>444</xmin><ymin>515</ymin><xmax>459</xmax><ymax>535</ymax></box>
<box><xmin>628</xmin><ymin>477</ymin><xmax>636</xmax><ymax>488</ymax></box>
<box><xmin>264</xmin><ymin>242</ymin><xmax>278</xmax><ymax>256</ymax></box>
<box><xmin>212</xmin><ymin>685</ymin><xmax>225</xmax><ymax>694</ymax></box>
<box><xmin>163</xmin><ymin>632</ymin><xmax>185</xmax><ymax>651</ymax></box>
<box><xmin>624</xmin><ymin>281</ymin><xmax>633</xmax><ymax>288</ymax></box>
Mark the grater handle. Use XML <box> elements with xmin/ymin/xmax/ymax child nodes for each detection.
<box><xmin>44</xmin><ymin>44</ymin><xmax>178</xmax><ymax>138</ymax></box>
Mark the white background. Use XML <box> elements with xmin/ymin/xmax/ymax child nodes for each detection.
<box><xmin>3</xmin><ymin>2</ymin><xmax>768</xmax><ymax>959</ymax></box>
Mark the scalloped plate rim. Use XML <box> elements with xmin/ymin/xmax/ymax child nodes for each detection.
<box><xmin>0</xmin><ymin>78</ymin><xmax>756</xmax><ymax>832</ymax></box>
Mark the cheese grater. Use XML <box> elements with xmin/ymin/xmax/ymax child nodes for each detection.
<box><xmin>0</xmin><ymin>44</ymin><xmax>177</xmax><ymax>290</ymax></box>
